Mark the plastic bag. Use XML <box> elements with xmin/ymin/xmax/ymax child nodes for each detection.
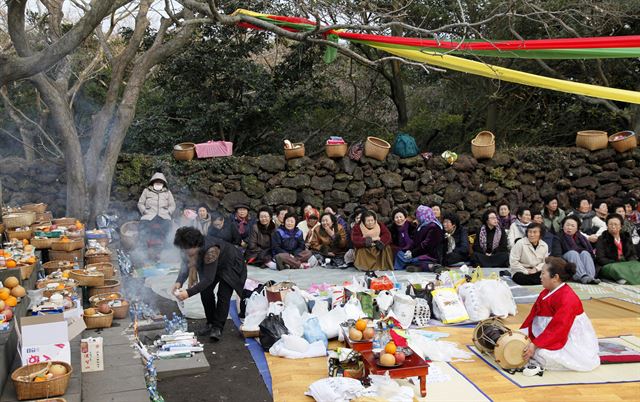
<box><xmin>431</xmin><ymin>288</ymin><xmax>469</xmax><ymax>324</ymax></box>
<box><xmin>282</xmin><ymin>305</ymin><xmax>304</xmax><ymax>337</ymax></box>
<box><xmin>246</xmin><ymin>288</ymin><xmax>268</xmax><ymax>317</ymax></box>
<box><xmin>268</xmin><ymin>301</ymin><xmax>285</xmax><ymax>315</ymax></box>
<box><xmin>389</xmin><ymin>293</ymin><xmax>416</xmax><ymax>329</ymax></box>
<box><xmin>344</xmin><ymin>297</ymin><xmax>365</xmax><ymax>321</ymax></box>
<box><xmin>284</xmin><ymin>288</ymin><xmax>308</xmax><ymax>316</ymax></box>
<box><xmin>259</xmin><ymin>313</ymin><xmax>289</xmax><ymax>351</ymax></box>
<box><xmin>475</xmin><ymin>279</ymin><xmax>517</xmax><ymax>317</ymax></box>
<box><xmin>318</xmin><ymin>306</ymin><xmax>347</xmax><ymax>339</ymax></box>
<box><xmin>303</xmin><ymin>316</ymin><xmax>328</xmax><ymax>348</ymax></box>
<box><xmin>270</xmin><ymin>335</ymin><xmax>327</xmax><ymax>359</ymax></box>
<box><xmin>310</xmin><ymin>298</ymin><xmax>329</xmax><ymax>316</ymax></box>
<box><xmin>242</xmin><ymin>311</ymin><xmax>266</xmax><ymax>331</ymax></box>
<box><xmin>457</xmin><ymin>282</ymin><xmax>490</xmax><ymax>322</ymax></box>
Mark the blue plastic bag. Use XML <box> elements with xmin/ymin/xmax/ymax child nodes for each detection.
<box><xmin>303</xmin><ymin>316</ymin><xmax>328</xmax><ymax>348</ymax></box>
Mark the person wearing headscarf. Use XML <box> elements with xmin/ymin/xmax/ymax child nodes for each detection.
<box><xmin>297</xmin><ymin>206</ymin><xmax>320</xmax><ymax>242</ymax></box>
<box><xmin>394</xmin><ymin>205</ymin><xmax>444</xmax><ymax>271</ymax></box>
<box><xmin>137</xmin><ymin>172</ymin><xmax>176</xmax><ymax>245</ymax></box>
<box><xmin>350</xmin><ymin>210</ymin><xmax>394</xmax><ymax>271</ymax></box>
<box><xmin>245</xmin><ymin>206</ymin><xmax>276</xmax><ymax>267</ymax></box>
<box><xmin>471</xmin><ymin>209</ymin><xmax>510</xmax><ymax>267</ymax></box>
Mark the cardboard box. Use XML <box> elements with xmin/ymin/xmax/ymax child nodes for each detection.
<box><xmin>21</xmin><ymin>342</ymin><xmax>71</xmax><ymax>365</ymax></box>
<box><xmin>81</xmin><ymin>337</ymin><xmax>104</xmax><ymax>372</ymax></box>
<box><xmin>19</xmin><ymin>314</ymin><xmax>71</xmax><ymax>365</ymax></box>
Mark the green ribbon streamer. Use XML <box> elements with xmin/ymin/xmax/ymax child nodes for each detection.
<box><xmin>323</xmin><ymin>34</ymin><xmax>339</xmax><ymax>63</ymax></box>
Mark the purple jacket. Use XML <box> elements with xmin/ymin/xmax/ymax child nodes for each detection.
<box><xmin>411</xmin><ymin>222</ymin><xmax>445</xmax><ymax>263</ymax></box>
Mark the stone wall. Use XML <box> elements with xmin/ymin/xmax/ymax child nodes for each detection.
<box><xmin>2</xmin><ymin>147</ymin><xmax>639</xmax><ymax>229</ymax></box>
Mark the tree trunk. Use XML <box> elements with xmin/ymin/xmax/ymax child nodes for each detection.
<box><xmin>486</xmin><ymin>101</ymin><xmax>498</xmax><ymax>133</ymax></box>
<box><xmin>389</xmin><ymin>59</ymin><xmax>408</xmax><ymax>130</ymax></box>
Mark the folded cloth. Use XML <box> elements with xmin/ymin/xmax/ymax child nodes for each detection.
<box><xmin>305</xmin><ymin>377</ymin><xmax>366</xmax><ymax>402</ymax></box>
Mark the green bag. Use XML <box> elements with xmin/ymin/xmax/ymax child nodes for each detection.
<box><xmin>357</xmin><ymin>291</ymin><xmax>375</xmax><ymax>318</ymax></box>
<box><xmin>601</xmin><ymin>260</ymin><xmax>640</xmax><ymax>285</ymax></box>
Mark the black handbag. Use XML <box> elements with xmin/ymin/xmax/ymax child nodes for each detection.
<box><xmin>258</xmin><ymin>313</ymin><xmax>288</xmax><ymax>351</ymax></box>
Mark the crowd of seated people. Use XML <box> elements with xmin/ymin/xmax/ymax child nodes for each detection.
<box><xmin>175</xmin><ymin>194</ymin><xmax>640</xmax><ymax>283</ymax></box>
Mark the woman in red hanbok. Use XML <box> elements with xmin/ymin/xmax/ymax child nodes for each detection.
<box><xmin>521</xmin><ymin>256</ymin><xmax>600</xmax><ymax>371</ymax></box>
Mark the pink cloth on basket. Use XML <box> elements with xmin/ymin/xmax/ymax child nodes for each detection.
<box><xmin>195</xmin><ymin>141</ymin><xmax>233</xmax><ymax>158</ymax></box>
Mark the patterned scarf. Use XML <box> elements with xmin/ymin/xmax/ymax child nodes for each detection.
<box><xmin>498</xmin><ymin>214</ymin><xmax>516</xmax><ymax>229</ymax></box>
<box><xmin>415</xmin><ymin>205</ymin><xmax>442</xmax><ymax>231</ymax></box>
<box><xmin>478</xmin><ymin>225</ymin><xmax>501</xmax><ymax>253</ymax></box>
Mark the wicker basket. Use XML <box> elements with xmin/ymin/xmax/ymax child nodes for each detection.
<box><xmin>11</xmin><ymin>361</ymin><xmax>72</xmax><ymax>401</ymax></box>
<box><xmin>471</xmin><ymin>131</ymin><xmax>496</xmax><ymax>160</ymax></box>
<box><xmin>119</xmin><ymin>221</ymin><xmax>140</xmax><ymax>250</ymax></box>
<box><xmin>52</xmin><ymin>217</ymin><xmax>76</xmax><ymax>227</ymax></box>
<box><xmin>7</xmin><ymin>229</ymin><xmax>32</xmax><ymax>241</ymax></box>
<box><xmin>36</xmin><ymin>211</ymin><xmax>53</xmax><ymax>222</ymax></box>
<box><xmin>97</xmin><ymin>299</ymin><xmax>129</xmax><ymax>319</ymax></box>
<box><xmin>42</xmin><ymin>261</ymin><xmax>74</xmax><ymax>275</ymax></box>
<box><xmin>173</xmin><ymin>142</ymin><xmax>196</xmax><ymax>161</ymax></box>
<box><xmin>3</xmin><ymin>212</ymin><xmax>36</xmax><ymax>228</ymax></box>
<box><xmin>364</xmin><ymin>136</ymin><xmax>391</xmax><ymax>161</ymax></box>
<box><xmin>85</xmin><ymin>253</ymin><xmax>111</xmax><ymax>265</ymax></box>
<box><xmin>48</xmin><ymin>250</ymin><xmax>83</xmax><ymax>267</ymax></box>
<box><xmin>31</xmin><ymin>237</ymin><xmax>53</xmax><ymax>249</ymax></box>
<box><xmin>69</xmin><ymin>270</ymin><xmax>104</xmax><ymax>287</ymax></box>
<box><xmin>284</xmin><ymin>143</ymin><xmax>305</xmax><ymax>160</ymax></box>
<box><xmin>0</xmin><ymin>222</ymin><xmax>4</xmax><ymax>234</ymax></box>
<box><xmin>609</xmin><ymin>131</ymin><xmax>637</xmax><ymax>153</ymax></box>
<box><xmin>84</xmin><ymin>309</ymin><xmax>113</xmax><ymax>329</ymax></box>
<box><xmin>88</xmin><ymin>279</ymin><xmax>121</xmax><ymax>298</ymax></box>
<box><xmin>325</xmin><ymin>143</ymin><xmax>348</xmax><ymax>158</ymax></box>
<box><xmin>50</xmin><ymin>237</ymin><xmax>84</xmax><ymax>252</ymax></box>
<box><xmin>18</xmin><ymin>262</ymin><xmax>36</xmax><ymax>280</ymax></box>
<box><xmin>89</xmin><ymin>292</ymin><xmax>123</xmax><ymax>306</ymax></box>
<box><xmin>85</xmin><ymin>262</ymin><xmax>115</xmax><ymax>279</ymax></box>
<box><xmin>21</xmin><ymin>203</ymin><xmax>48</xmax><ymax>214</ymax></box>
<box><xmin>576</xmin><ymin>130</ymin><xmax>608</xmax><ymax>151</ymax></box>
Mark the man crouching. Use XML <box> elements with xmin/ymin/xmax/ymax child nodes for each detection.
<box><xmin>172</xmin><ymin>227</ymin><xmax>247</xmax><ymax>341</ymax></box>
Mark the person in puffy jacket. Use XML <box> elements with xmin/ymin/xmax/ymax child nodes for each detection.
<box><xmin>137</xmin><ymin>172</ymin><xmax>176</xmax><ymax>221</ymax></box>
<box><xmin>271</xmin><ymin>213</ymin><xmax>314</xmax><ymax>270</ymax></box>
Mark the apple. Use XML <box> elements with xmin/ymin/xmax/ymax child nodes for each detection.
<box><xmin>362</xmin><ymin>327</ymin><xmax>375</xmax><ymax>341</ymax></box>
<box><xmin>2</xmin><ymin>308</ymin><xmax>13</xmax><ymax>321</ymax></box>
<box><xmin>394</xmin><ymin>351</ymin><xmax>406</xmax><ymax>365</ymax></box>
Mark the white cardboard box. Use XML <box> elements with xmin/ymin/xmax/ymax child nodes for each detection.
<box><xmin>21</xmin><ymin>342</ymin><xmax>71</xmax><ymax>365</ymax></box>
<box><xmin>80</xmin><ymin>337</ymin><xmax>104</xmax><ymax>372</ymax></box>
<box><xmin>19</xmin><ymin>314</ymin><xmax>72</xmax><ymax>365</ymax></box>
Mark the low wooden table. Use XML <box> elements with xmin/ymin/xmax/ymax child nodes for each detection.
<box><xmin>360</xmin><ymin>349</ymin><xmax>430</xmax><ymax>397</ymax></box>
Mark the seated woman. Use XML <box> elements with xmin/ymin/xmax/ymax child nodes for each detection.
<box><xmin>309</xmin><ymin>213</ymin><xmax>348</xmax><ymax>267</ymax></box>
<box><xmin>271</xmin><ymin>213</ymin><xmax>314</xmax><ymax>270</ymax></box>
<box><xmin>395</xmin><ymin>206</ymin><xmax>444</xmax><ymax>271</ymax></box>
<box><xmin>229</xmin><ymin>204</ymin><xmax>254</xmax><ymax>247</ymax></box>
<box><xmin>442</xmin><ymin>212</ymin><xmax>469</xmax><ymax>266</ymax></box>
<box><xmin>191</xmin><ymin>204</ymin><xmax>212</xmax><ymax>236</ymax></box>
<box><xmin>297</xmin><ymin>207</ymin><xmax>320</xmax><ymax>243</ymax></box>
<box><xmin>533</xmin><ymin>212</ymin><xmax>558</xmax><ymax>254</ymax></box>
<box><xmin>557</xmin><ymin>216</ymin><xmax>599</xmax><ymax>284</ymax></box>
<box><xmin>429</xmin><ymin>204</ymin><xmax>442</xmax><ymax>221</ymax></box>
<box><xmin>207</xmin><ymin>211</ymin><xmax>242</xmax><ymax>246</ymax></box>
<box><xmin>509</xmin><ymin>223</ymin><xmax>548</xmax><ymax>285</ymax></box>
<box><xmin>614</xmin><ymin>205</ymin><xmax>640</xmax><ymax>255</ymax></box>
<box><xmin>595</xmin><ymin>213</ymin><xmax>640</xmax><ymax>285</ymax></box>
<box><xmin>521</xmin><ymin>257</ymin><xmax>600</xmax><ymax>372</ymax></box>
<box><xmin>541</xmin><ymin>196</ymin><xmax>565</xmax><ymax>235</ymax></box>
<box><xmin>507</xmin><ymin>206</ymin><xmax>532</xmax><ymax>249</ymax></box>
<box><xmin>137</xmin><ymin>172</ymin><xmax>176</xmax><ymax>244</ymax></box>
<box><xmin>497</xmin><ymin>201</ymin><xmax>516</xmax><ymax>230</ymax></box>
<box><xmin>388</xmin><ymin>208</ymin><xmax>416</xmax><ymax>255</ymax></box>
<box><xmin>245</xmin><ymin>207</ymin><xmax>276</xmax><ymax>267</ymax></box>
<box><xmin>351</xmin><ymin>210</ymin><xmax>394</xmax><ymax>271</ymax></box>
<box><xmin>471</xmin><ymin>210</ymin><xmax>510</xmax><ymax>267</ymax></box>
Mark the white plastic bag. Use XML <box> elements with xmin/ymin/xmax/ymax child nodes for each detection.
<box><xmin>268</xmin><ymin>301</ymin><xmax>285</xmax><ymax>315</ymax></box>
<box><xmin>376</xmin><ymin>290</ymin><xmax>394</xmax><ymax>313</ymax></box>
<box><xmin>389</xmin><ymin>293</ymin><xmax>416</xmax><ymax>329</ymax></box>
<box><xmin>243</xmin><ymin>311</ymin><xmax>267</xmax><ymax>331</ymax></box>
<box><xmin>318</xmin><ymin>306</ymin><xmax>347</xmax><ymax>339</ymax></box>
<box><xmin>475</xmin><ymin>279</ymin><xmax>517</xmax><ymax>317</ymax></box>
<box><xmin>284</xmin><ymin>288</ymin><xmax>308</xmax><ymax>316</ymax></box>
<box><xmin>282</xmin><ymin>305</ymin><xmax>304</xmax><ymax>337</ymax></box>
<box><xmin>311</xmin><ymin>298</ymin><xmax>329</xmax><ymax>316</ymax></box>
<box><xmin>305</xmin><ymin>377</ymin><xmax>365</xmax><ymax>402</ymax></box>
<box><xmin>343</xmin><ymin>297</ymin><xmax>365</xmax><ymax>320</ymax></box>
<box><xmin>246</xmin><ymin>288</ymin><xmax>268</xmax><ymax>317</ymax></box>
<box><xmin>457</xmin><ymin>282</ymin><xmax>490</xmax><ymax>322</ymax></box>
<box><xmin>269</xmin><ymin>335</ymin><xmax>327</xmax><ymax>359</ymax></box>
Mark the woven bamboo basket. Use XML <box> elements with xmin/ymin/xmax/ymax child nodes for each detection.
<box><xmin>42</xmin><ymin>261</ymin><xmax>74</xmax><ymax>275</ymax></box>
<box><xmin>0</xmin><ymin>222</ymin><xmax>4</xmax><ymax>234</ymax></box>
<box><xmin>471</xmin><ymin>131</ymin><xmax>496</xmax><ymax>160</ymax></box>
<box><xmin>85</xmin><ymin>262</ymin><xmax>115</xmax><ymax>279</ymax></box>
<box><xmin>69</xmin><ymin>270</ymin><xmax>104</xmax><ymax>287</ymax></box>
<box><xmin>50</xmin><ymin>238</ymin><xmax>83</xmax><ymax>252</ymax></box>
<box><xmin>35</xmin><ymin>398</ymin><xmax>66</xmax><ymax>402</ymax></box>
<box><xmin>97</xmin><ymin>299</ymin><xmax>129</xmax><ymax>319</ymax></box>
<box><xmin>3</xmin><ymin>212</ymin><xmax>36</xmax><ymax>228</ymax></box>
<box><xmin>21</xmin><ymin>203</ymin><xmax>48</xmax><ymax>214</ymax></box>
<box><xmin>35</xmin><ymin>211</ymin><xmax>53</xmax><ymax>222</ymax></box>
<box><xmin>18</xmin><ymin>262</ymin><xmax>36</xmax><ymax>280</ymax></box>
<box><xmin>120</xmin><ymin>221</ymin><xmax>140</xmax><ymax>250</ymax></box>
<box><xmin>52</xmin><ymin>217</ymin><xmax>76</xmax><ymax>226</ymax></box>
<box><xmin>576</xmin><ymin>130</ymin><xmax>608</xmax><ymax>151</ymax></box>
<box><xmin>609</xmin><ymin>131</ymin><xmax>637</xmax><ymax>153</ymax></box>
<box><xmin>173</xmin><ymin>142</ymin><xmax>196</xmax><ymax>161</ymax></box>
<box><xmin>85</xmin><ymin>253</ymin><xmax>111</xmax><ymax>265</ymax></box>
<box><xmin>48</xmin><ymin>249</ymin><xmax>83</xmax><ymax>266</ymax></box>
<box><xmin>31</xmin><ymin>237</ymin><xmax>53</xmax><ymax>249</ymax></box>
<box><xmin>11</xmin><ymin>361</ymin><xmax>72</xmax><ymax>401</ymax></box>
<box><xmin>7</xmin><ymin>229</ymin><xmax>32</xmax><ymax>241</ymax></box>
<box><xmin>364</xmin><ymin>136</ymin><xmax>391</xmax><ymax>161</ymax></box>
<box><xmin>325</xmin><ymin>143</ymin><xmax>348</xmax><ymax>158</ymax></box>
<box><xmin>284</xmin><ymin>143</ymin><xmax>305</xmax><ymax>160</ymax></box>
<box><xmin>88</xmin><ymin>279</ymin><xmax>121</xmax><ymax>298</ymax></box>
<box><xmin>84</xmin><ymin>309</ymin><xmax>113</xmax><ymax>329</ymax></box>
<box><xmin>89</xmin><ymin>292</ymin><xmax>123</xmax><ymax>306</ymax></box>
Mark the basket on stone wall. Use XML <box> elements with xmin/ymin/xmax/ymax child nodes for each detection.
<box><xmin>576</xmin><ymin>130</ymin><xmax>608</xmax><ymax>151</ymax></box>
<box><xmin>325</xmin><ymin>143</ymin><xmax>349</xmax><ymax>158</ymax></box>
<box><xmin>50</xmin><ymin>237</ymin><xmax>84</xmax><ymax>252</ymax></box>
<box><xmin>364</xmin><ymin>136</ymin><xmax>391</xmax><ymax>161</ymax></box>
<box><xmin>85</xmin><ymin>262</ymin><xmax>115</xmax><ymax>279</ymax></box>
<box><xmin>471</xmin><ymin>131</ymin><xmax>496</xmax><ymax>160</ymax></box>
<box><xmin>43</xmin><ymin>260</ymin><xmax>74</xmax><ymax>275</ymax></box>
<box><xmin>88</xmin><ymin>279</ymin><xmax>121</xmax><ymax>298</ymax></box>
<box><xmin>84</xmin><ymin>309</ymin><xmax>113</xmax><ymax>329</ymax></box>
<box><xmin>18</xmin><ymin>262</ymin><xmax>36</xmax><ymax>280</ymax></box>
<box><xmin>173</xmin><ymin>142</ymin><xmax>196</xmax><ymax>161</ymax></box>
<box><xmin>120</xmin><ymin>221</ymin><xmax>140</xmax><ymax>250</ymax></box>
<box><xmin>7</xmin><ymin>228</ymin><xmax>32</xmax><ymax>241</ymax></box>
<box><xmin>609</xmin><ymin>131</ymin><xmax>637</xmax><ymax>153</ymax></box>
<box><xmin>11</xmin><ymin>361</ymin><xmax>72</xmax><ymax>401</ymax></box>
<box><xmin>2</xmin><ymin>212</ymin><xmax>36</xmax><ymax>228</ymax></box>
<box><xmin>85</xmin><ymin>253</ymin><xmax>111</xmax><ymax>265</ymax></box>
<box><xmin>284</xmin><ymin>143</ymin><xmax>305</xmax><ymax>160</ymax></box>
<box><xmin>21</xmin><ymin>203</ymin><xmax>48</xmax><ymax>214</ymax></box>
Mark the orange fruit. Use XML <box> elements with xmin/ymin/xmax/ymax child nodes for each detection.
<box><xmin>33</xmin><ymin>377</ymin><xmax>46</xmax><ymax>382</ymax></box>
<box><xmin>0</xmin><ymin>289</ymin><xmax>9</xmax><ymax>300</ymax></box>
<box><xmin>355</xmin><ymin>319</ymin><xmax>367</xmax><ymax>332</ymax></box>
<box><xmin>384</xmin><ymin>342</ymin><xmax>397</xmax><ymax>355</ymax></box>
<box><xmin>6</xmin><ymin>260</ymin><xmax>16</xmax><ymax>268</ymax></box>
<box><xmin>22</xmin><ymin>239</ymin><xmax>29</xmax><ymax>246</ymax></box>
<box><xmin>6</xmin><ymin>296</ymin><xmax>17</xmax><ymax>307</ymax></box>
<box><xmin>26</xmin><ymin>256</ymin><xmax>36</xmax><ymax>264</ymax></box>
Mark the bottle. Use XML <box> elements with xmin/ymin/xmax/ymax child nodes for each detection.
<box><xmin>372</xmin><ymin>321</ymin><xmax>383</xmax><ymax>350</ymax></box>
<box><xmin>73</xmin><ymin>257</ymin><xmax>80</xmax><ymax>270</ymax></box>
